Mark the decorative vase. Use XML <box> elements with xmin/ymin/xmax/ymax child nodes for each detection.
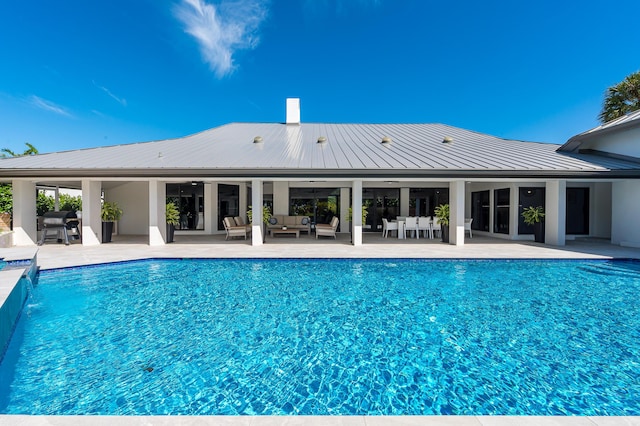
<box><xmin>441</xmin><ymin>225</ymin><xmax>449</xmax><ymax>243</ymax></box>
<box><xmin>166</xmin><ymin>223</ymin><xmax>175</xmax><ymax>243</ymax></box>
<box><xmin>533</xmin><ymin>222</ymin><xmax>545</xmax><ymax>243</ymax></box>
<box><xmin>102</xmin><ymin>221</ymin><xmax>114</xmax><ymax>243</ymax></box>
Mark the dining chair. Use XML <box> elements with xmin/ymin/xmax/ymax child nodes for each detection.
<box><xmin>464</xmin><ymin>218</ymin><xmax>473</xmax><ymax>238</ymax></box>
<box><xmin>404</xmin><ymin>216</ymin><xmax>418</xmax><ymax>239</ymax></box>
<box><xmin>418</xmin><ymin>216</ymin><xmax>431</xmax><ymax>239</ymax></box>
<box><xmin>431</xmin><ymin>218</ymin><xmax>441</xmax><ymax>239</ymax></box>
<box><xmin>382</xmin><ymin>218</ymin><xmax>398</xmax><ymax>238</ymax></box>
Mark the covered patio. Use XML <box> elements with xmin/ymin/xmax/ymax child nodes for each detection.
<box><xmin>2</xmin><ymin>100</ymin><xmax>639</xmax><ymax>250</ymax></box>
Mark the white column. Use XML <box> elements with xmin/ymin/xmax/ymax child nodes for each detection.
<box><xmin>54</xmin><ymin>187</ymin><xmax>60</xmax><ymax>211</ymax></box>
<box><xmin>400</xmin><ymin>187</ymin><xmax>410</xmax><ymax>217</ymax></box>
<box><xmin>148</xmin><ymin>180</ymin><xmax>165</xmax><ymax>245</ymax></box>
<box><xmin>509</xmin><ymin>183</ymin><xmax>519</xmax><ymax>239</ymax></box>
<box><xmin>12</xmin><ymin>180</ymin><xmax>37</xmax><ymax>245</ymax></box>
<box><xmin>205</xmin><ymin>183</ymin><xmax>215</xmax><ymax>234</ymax></box>
<box><xmin>352</xmin><ymin>180</ymin><xmax>363</xmax><ymax>246</ymax></box>
<box><xmin>239</xmin><ymin>183</ymin><xmax>248</xmax><ymax>221</ymax></box>
<box><xmin>449</xmin><ymin>180</ymin><xmax>465</xmax><ymax>246</ymax></box>
<box><xmin>251</xmin><ymin>179</ymin><xmax>263</xmax><ymax>246</ymax></box>
<box><xmin>545</xmin><ymin>180</ymin><xmax>566</xmax><ymax>246</ymax></box>
<box><xmin>82</xmin><ymin>179</ymin><xmax>102</xmax><ymax>245</ymax></box>
<box><xmin>339</xmin><ymin>187</ymin><xmax>350</xmax><ymax>233</ymax></box>
<box><xmin>273</xmin><ymin>181</ymin><xmax>289</xmax><ymax>215</ymax></box>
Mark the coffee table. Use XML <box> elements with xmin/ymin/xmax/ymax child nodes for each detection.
<box><xmin>271</xmin><ymin>228</ymin><xmax>300</xmax><ymax>238</ymax></box>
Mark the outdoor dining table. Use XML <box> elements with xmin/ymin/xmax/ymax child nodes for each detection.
<box><xmin>393</xmin><ymin>217</ymin><xmax>434</xmax><ymax>239</ymax></box>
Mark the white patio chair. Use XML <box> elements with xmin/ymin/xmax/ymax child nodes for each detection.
<box><xmin>418</xmin><ymin>216</ymin><xmax>431</xmax><ymax>239</ymax></box>
<box><xmin>404</xmin><ymin>216</ymin><xmax>419</xmax><ymax>239</ymax></box>
<box><xmin>464</xmin><ymin>218</ymin><xmax>473</xmax><ymax>238</ymax></box>
<box><xmin>431</xmin><ymin>218</ymin><xmax>441</xmax><ymax>239</ymax></box>
<box><xmin>382</xmin><ymin>218</ymin><xmax>398</xmax><ymax>238</ymax></box>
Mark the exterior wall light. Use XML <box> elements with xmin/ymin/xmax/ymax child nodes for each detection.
<box><xmin>253</xmin><ymin>136</ymin><xmax>263</xmax><ymax>143</ymax></box>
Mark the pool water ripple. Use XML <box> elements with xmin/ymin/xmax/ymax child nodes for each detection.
<box><xmin>1</xmin><ymin>258</ymin><xmax>640</xmax><ymax>415</ymax></box>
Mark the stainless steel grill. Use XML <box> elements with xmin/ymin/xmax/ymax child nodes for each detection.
<box><xmin>37</xmin><ymin>211</ymin><xmax>80</xmax><ymax>245</ymax></box>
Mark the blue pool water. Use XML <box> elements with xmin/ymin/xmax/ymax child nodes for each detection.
<box><xmin>1</xmin><ymin>258</ymin><xmax>640</xmax><ymax>415</ymax></box>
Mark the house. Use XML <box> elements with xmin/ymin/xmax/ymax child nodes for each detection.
<box><xmin>1</xmin><ymin>99</ymin><xmax>639</xmax><ymax>247</ymax></box>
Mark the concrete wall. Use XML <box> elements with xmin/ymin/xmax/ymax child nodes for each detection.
<box><xmin>612</xmin><ymin>180</ymin><xmax>640</xmax><ymax>247</ymax></box>
<box><xmin>565</xmin><ymin>182</ymin><xmax>611</xmax><ymax>239</ymax></box>
<box><xmin>591</xmin><ymin>182</ymin><xmax>612</xmax><ymax>239</ymax></box>
<box><xmin>106</xmin><ymin>182</ymin><xmax>149</xmax><ymax>236</ymax></box>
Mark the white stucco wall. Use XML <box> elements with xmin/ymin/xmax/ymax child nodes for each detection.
<box><xmin>106</xmin><ymin>182</ymin><xmax>149</xmax><ymax>236</ymax></box>
<box><xmin>589</xmin><ymin>182</ymin><xmax>612</xmax><ymax>239</ymax></box>
<box><xmin>611</xmin><ymin>180</ymin><xmax>640</xmax><ymax>247</ymax></box>
<box><xmin>581</xmin><ymin>127</ymin><xmax>640</xmax><ymax>159</ymax></box>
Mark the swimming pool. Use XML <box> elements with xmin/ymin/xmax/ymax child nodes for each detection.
<box><xmin>1</xmin><ymin>258</ymin><xmax>639</xmax><ymax>415</ymax></box>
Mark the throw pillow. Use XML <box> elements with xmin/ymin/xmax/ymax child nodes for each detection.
<box><xmin>269</xmin><ymin>217</ymin><xmax>278</xmax><ymax>225</ymax></box>
<box><xmin>301</xmin><ymin>217</ymin><xmax>309</xmax><ymax>225</ymax></box>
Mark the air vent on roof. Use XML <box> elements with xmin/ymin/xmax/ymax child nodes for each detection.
<box><xmin>317</xmin><ymin>136</ymin><xmax>327</xmax><ymax>144</ymax></box>
<box><xmin>443</xmin><ymin>136</ymin><xmax>453</xmax><ymax>144</ymax></box>
<box><xmin>253</xmin><ymin>136</ymin><xmax>263</xmax><ymax>143</ymax></box>
<box><xmin>381</xmin><ymin>136</ymin><xmax>392</xmax><ymax>145</ymax></box>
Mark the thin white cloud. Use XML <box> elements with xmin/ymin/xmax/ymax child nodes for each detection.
<box><xmin>29</xmin><ymin>95</ymin><xmax>73</xmax><ymax>117</ymax></box>
<box><xmin>174</xmin><ymin>0</ymin><xmax>268</xmax><ymax>78</ymax></box>
<box><xmin>91</xmin><ymin>109</ymin><xmax>107</xmax><ymax>118</ymax></box>
<box><xmin>94</xmin><ymin>81</ymin><xmax>127</xmax><ymax>107</ymax></box>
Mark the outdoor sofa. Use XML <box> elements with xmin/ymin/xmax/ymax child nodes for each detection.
<box><xmin>266</xmin><ymin>215</ymin><xmax>311</xmax><ymax>235</ymax></box>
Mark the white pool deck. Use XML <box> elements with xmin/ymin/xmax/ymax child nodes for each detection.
<box><xmin>1</xmin><ymin>234</ymin><xmax>640</xmax><ymax>426</ymax></box>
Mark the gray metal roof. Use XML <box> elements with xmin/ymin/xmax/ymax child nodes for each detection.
<box><xmin>559</xmin><ymin>109</ymin><xmax>640</xmax><ymax>153</ymax></box>
<box><xmin>1</xmin><ymin>122</ymin><xmax>639</xmax><ymax>179</ymax></box>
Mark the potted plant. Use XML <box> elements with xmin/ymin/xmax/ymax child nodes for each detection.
<box><xmin>348</xmin><ymin>205</ymin><xmax>368</xmax><ymax>223</ymax></box>
<box><xmin>166</xmin><ymin>201</ymin><xmax>180</xmax><ymax>243</ymax></box>
<box><xmin>521</xmin><ymin>205</ymin><xmax>545</xmax><ymax>243</ymax></box>
<box><xmin>247</xmin><ymin>205</ymin><xmax>272</xmax><ymax>239</ymax></box>
<box><xmin>101</xmin><ymin>201</ymin><xmax>123</xmax><ymax>243</ymax></box>
<box><xmin>434</xmin><ymin>203</ymin><xmax>450</xmax><ymax>243</ymax></box>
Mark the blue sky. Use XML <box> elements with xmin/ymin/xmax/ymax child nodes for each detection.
<box><xmin>1</xmin><ymin>0</ymin><xmax>638</xmax><ymax>154</ymax></box>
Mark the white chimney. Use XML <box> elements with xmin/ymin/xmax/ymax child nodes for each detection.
<box><xmin>286</xmin><ymin>98</ymin><xmax>300</xmax><ymax>125</ymax></box>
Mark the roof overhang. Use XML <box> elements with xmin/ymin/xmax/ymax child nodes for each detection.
<box><xmin>2</xmin><ymin>167</ymin><xmax>640</xmax><ymax>181</ymax></box>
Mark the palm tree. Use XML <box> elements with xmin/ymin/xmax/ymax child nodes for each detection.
<box><xmin>0</xmin><ymin>143</ymin><xmax>39</xmax><ymax>219</ymax></box>
<box><xmin>599</xmin><ymin>70</ymin><xmax>640</xmax><ymax>123</ymax></box>
<box><xmin>1</xmin><ymin>142</ymin><xmax>39</xmax><ymax>158</ymax></box>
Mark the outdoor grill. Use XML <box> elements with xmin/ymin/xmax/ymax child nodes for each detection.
<box><xmin>37</xmin><ymin>211</ymin><xmax>80</xmax><ymax>245</ymax></box>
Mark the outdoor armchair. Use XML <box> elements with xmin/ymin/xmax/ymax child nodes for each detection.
<box><xmin>223</xmin><ymin>217</ymin><xmax>248</xmax><ymax>240</ymax></box>
<box><xmin>316</xmin><ymin>216</ymin><xmax>339</xmax><ymax>239</ymax></box>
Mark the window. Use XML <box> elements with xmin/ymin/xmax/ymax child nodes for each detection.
<box><xmin>494</xmin><ymin>188</ymin><xmax>510</xmax><ymax>234</ymax></box>
<box><xmin>167</xmin><ymin>182</ymin><xmax>205</xmax><ymax>231</ymax></box>
<box><xmin>566</xmin><ymin>188</ymin><xmax>589</xmax><ymax>235</ymax></box>
<box><xmin>363</xmin><ymin>188</ymin><xmax>400</xmax><ymax>232</ymax></box>
<box><xmin>409</xmin><ymin>188</ymin><xmax>449</xmax><ymax>218</ymax></box>
<box><xmin>471</xmin><ymin>190</ymin><xmax>490</xmax><ymax>232</ymax></box>
<box><xmin>518</xmin><ymin>187</ymin><xmax>545</xmax><ymax>235</ymax></box>
<box><xmin>217</xmin><ymin>184</ymin><xmax>238</xmax><ymax>231</ymax></box>
<box><xmin>289</xmin><ymin>188</ymin><xmax>340</xmax><ymax>229</ymax></box>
